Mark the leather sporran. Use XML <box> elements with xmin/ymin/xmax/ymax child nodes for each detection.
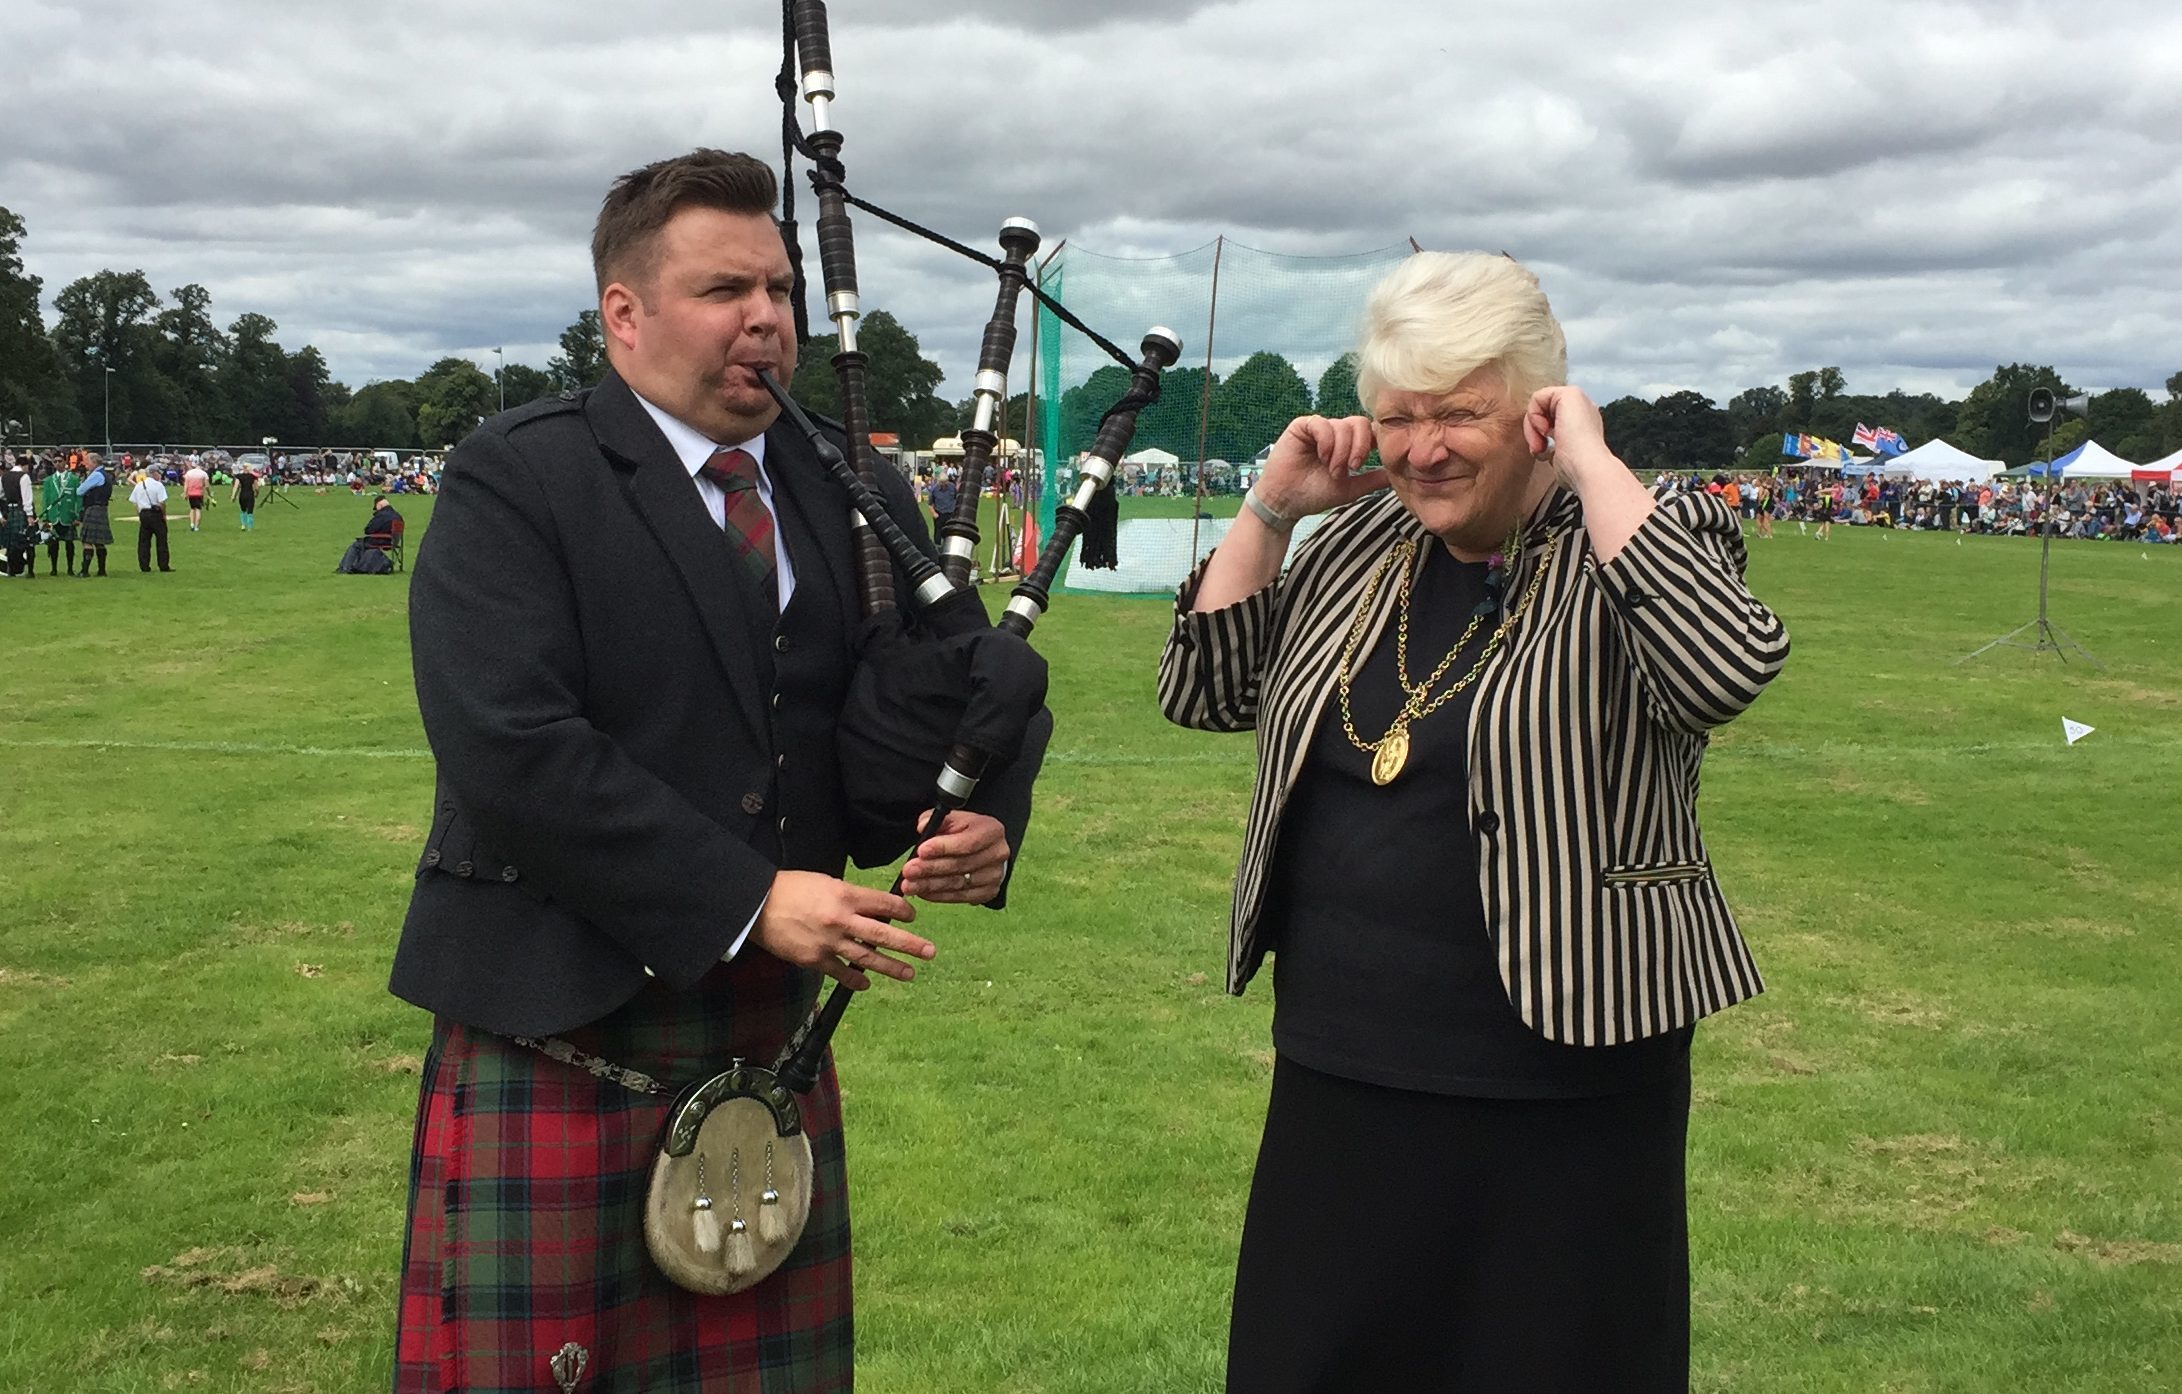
<box><xmin>645</xmin><ymin>1062</ymin><xmax>814</xmax><ymax>1295</ymax></box>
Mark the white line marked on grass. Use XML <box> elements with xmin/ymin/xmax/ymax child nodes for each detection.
<box><xmin>0</xmin><ymin>736</ymin><xmax>1249</xmax><ymax>767</ymax></box>
<box><xmin>0</xmin><ymin>736</ymin><xmax>435</xmax><ymax>760</ymax></box>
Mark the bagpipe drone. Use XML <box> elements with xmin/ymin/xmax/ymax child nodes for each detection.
<box><xmin>644</xmin><ymin>0</ymin><xmax>1181</xmax><ymax>1295</ymax></box>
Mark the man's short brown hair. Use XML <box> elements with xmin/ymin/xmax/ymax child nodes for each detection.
<box><xmin>591</xmin><ymin>149</ymin><xmax>779</xmax><ymax>295</ymax></box>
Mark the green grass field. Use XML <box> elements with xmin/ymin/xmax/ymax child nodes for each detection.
<box><xmin>2</xmin><ymin>488</ymin><xmax>2178</xmax><ymax>1392</ymax></box>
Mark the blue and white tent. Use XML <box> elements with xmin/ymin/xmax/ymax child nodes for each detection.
<box><xmin>2055</xmin><ymin>441</ymin><xmax>2137</xmax><ymax>481</ymax></box>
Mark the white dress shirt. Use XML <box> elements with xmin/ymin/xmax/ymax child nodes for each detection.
<box><xmin>129</xmin><ymin>476</ymin><xmax>169</xmax><ymax>510</ymax></box>
<box><xmin>633</xmin><ymin>393</ymin><xmax>796</xmax><ymax>610</ymax></box>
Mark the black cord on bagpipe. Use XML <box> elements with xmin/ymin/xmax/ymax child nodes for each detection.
<box><xmin>774</xmin><ymin>24</ymin><xmax>1135</xmax><ymax>373</ymax></box>
<box><xmin>776</xmin><ymin>1</ymin><xmax>811</xmax><ymax>347</ymax></box>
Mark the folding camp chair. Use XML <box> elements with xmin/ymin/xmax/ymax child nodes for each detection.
<box><xmin>364</xmin><ymin>513</ymin><xmax>406</xmax><ymax>571</ymax></box>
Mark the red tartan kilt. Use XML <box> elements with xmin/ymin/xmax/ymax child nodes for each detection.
<box><xmin>396</xmin><ymin>958</ymin><xmax>853</xmax><ymax>1393</ymax></box>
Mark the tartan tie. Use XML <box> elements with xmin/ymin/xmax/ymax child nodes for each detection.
<box><xmin>697</xmin><ymin>447</ymin><xmax>779</xmax><ymax>605</ymax></box>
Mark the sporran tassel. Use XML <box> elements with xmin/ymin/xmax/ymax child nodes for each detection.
<box><xmin>693</xmin><ymin>1152</ymin><xmax>723</xmax><ymax>1255</ymax></box>
<box><xmin>725</xmin><ymin>1216</ymin><xmax>757</xmax><ymax>1277</ymax></box>
<box><xmin>723</xmin><ymin>1144</ymin><xmax>756</xmax><ymax>1274</ymax></box>
<box><xmin>758</xmin><ymin>1140</ymin><xmax>788</xmax><ymax>1244</ymax></box>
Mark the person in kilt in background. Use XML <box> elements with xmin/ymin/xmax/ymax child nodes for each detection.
<box><xmin>388</xmin><ymin>148</ymin><xmax>1035</xmax><ymax>1394</ymax></box>
<box><xmin>75</xmin><ymin>452</ymin><xmax>114</xmax><ymax>576</ymax></box>
<box><xmin>39</xmin><ymin>457</ymin><xmax>83</xmax><ymax>576</ymax></box>
<box><xmin>0</xmin><ymin>453</ymin><xmax>34</xmax><ymax>577</ymax></box>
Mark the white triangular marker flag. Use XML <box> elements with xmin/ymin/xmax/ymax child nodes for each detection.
<box><xmin>2063</xmin><ymin>718</ymin><xmax>2094</xmax><ymax>746</ymax></box>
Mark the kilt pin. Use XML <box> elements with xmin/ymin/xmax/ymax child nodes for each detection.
<box><xmin>395</xmin><ymin>958</ymin><xmax>852</xmax><ymax>1393</ymax></box>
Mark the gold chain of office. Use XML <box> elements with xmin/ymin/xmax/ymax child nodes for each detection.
<box><xmin>1335</xmin><ymin>523</ymin><xmax>1551</xmax><ymax>786</ymax></box>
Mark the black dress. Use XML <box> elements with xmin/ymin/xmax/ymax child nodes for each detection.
<box><xmin>1228</xmin><ymin>544</ymin><xmax>1694</xmax><ymax>1394</ymax></box>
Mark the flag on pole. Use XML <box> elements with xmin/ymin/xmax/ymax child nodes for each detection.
<box><xmin>1875</xmin><ymin>428</ymin><xmax>1908</xmax><ymax>456</ymax></box>
<box><xmin>1852</xmin><ymin>423</ymin><xmax>1880</xmax><ymax>450</ymax></box>
<box><xmin>1015</xmin><ymin>513</ymin><xmax>1041</xmax><ymax>577</ymax></box>
<box><xmin>2063</xmin><ymin>718</ymin><xmax>2094</xmax><ymax>746</ymax></box>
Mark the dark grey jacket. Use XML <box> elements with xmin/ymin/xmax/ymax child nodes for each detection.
<box><xmin>390</xmin><ymin>370</ymin><xmax>1036</xmax><ymax>1037</ymax></box>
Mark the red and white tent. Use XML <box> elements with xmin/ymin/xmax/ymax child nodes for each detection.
<box><xmin>2131</xmin><ymin>447</ymin><xmax>2182</xmax><ymax>483</ymax></box>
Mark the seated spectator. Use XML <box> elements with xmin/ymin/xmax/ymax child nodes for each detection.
<box><xmin>364</xmin><ymin>493</ymin><xmax>402</xmax><ymax>543</ymax></box>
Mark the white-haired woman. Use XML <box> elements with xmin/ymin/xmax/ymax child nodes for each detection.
<box><xmin>1158</xmin><ymin>252</ymin><xmax>1789</xmax><ymax>1390</ymax></box>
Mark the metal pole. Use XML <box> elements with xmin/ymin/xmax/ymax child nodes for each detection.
<box><xmin>1022</xmin><ymin>301</ymin><xmax>1039</xmax><ymax>508</ymax></box>
<box><xmin>1030</xmin><ymin>240</ymin><xmax>1065</xmax><ymax>539</ymax></box>
<box><xmin>104</xmin><ymin>367</ymin><xmax>114</xmax><ymax>456</ymax></box>
<box><xmin>494</xmin><ymin>347</ymin><xmax>505</xmax><ymax>412</ymax></box>
<box><xmin>2037</xmin><ymin>416</ymin><xmax>2054</xmax><ymax>627</ymax></box>
<box><xmin>1188</xmin><ymin>234</ymin><xmax>1225</xmax><ymax>566</ymax></box>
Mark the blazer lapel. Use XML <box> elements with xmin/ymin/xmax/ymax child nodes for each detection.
<box><xmin>586</xmin><ymin>371</ymin><xmax>772</xmax><ymax>749</ymax></box>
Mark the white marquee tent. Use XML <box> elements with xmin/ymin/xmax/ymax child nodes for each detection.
<box><xmin>1883</xmin><ymin>438</ymin><xmax>2002</xmax><ymax>482</ymax></box>
<box><xmin>2057</xmin><ymin>440</ymin><xmax>2138</xmax><ymax>480</ymax></box>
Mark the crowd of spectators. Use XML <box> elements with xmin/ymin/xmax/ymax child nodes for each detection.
<box><xmin>1660</xmin><ymin>468</ymin><xmax>2182</xmax><ymax>543</ymax></box>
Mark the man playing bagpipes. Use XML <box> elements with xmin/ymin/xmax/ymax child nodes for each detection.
<box><xmin>387</xmin><ymin>148</ymin><xmax>1042</xmax><ymax>1394</ymax></box>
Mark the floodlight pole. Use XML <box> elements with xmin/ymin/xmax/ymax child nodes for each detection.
<box><xmin>1958</xmin><ymin>408</ymin><xmax>2100</xmax><ymax>667</ymax></box>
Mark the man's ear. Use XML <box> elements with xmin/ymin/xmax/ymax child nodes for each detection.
<box><xmin>599</xmin><ymin>285</ymin><xmax>643</xmax><ymax>354</ymax></box>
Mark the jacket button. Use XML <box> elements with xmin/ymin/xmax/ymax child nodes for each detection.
<box><xmin>777</xmin><ymin>816</ymin><xmax>791</xmax><ymax>836</ymax></box>
<box><xmin>771</xmin><ymin>692</ymin><xmax>782</xmax><ymax>711</ymax></box>
<box><xmin>741</xmin><ymin>791</ymin><xmax>765</xmax><ymax>816</ymax></box>
<box><xmin>501</xmin><ymin>866</ymin><xmax>519</xmax><ymax>883</ymax></box>
<box><xmin>454</xmin><ymin>860</ymin><xmax>475</xmax><ymax>877</ymax></box>
<box><xmin>775</xmin><ymin>752</ymin><xmax>786</xmax><ymax>770</ymax></box>
<box><xmin>423</xmin><ymin>849</ymin><xmax>441</xmax><ymax>868</ymax></box>
<box><xmin>1475</xmin><ymin>811</ymin><xmax>1502</xmax><ymax>836</ymax></box>
<box><xmin>773</xmin><ymin>634</ymin><xmax>790</xmax><ymax>653</ymax></box>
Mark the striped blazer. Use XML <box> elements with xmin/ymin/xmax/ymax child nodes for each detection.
<box><xmin>1156</xmin><ymin>485</ymin><xmax>1789</xmax><ymax>1046</ymax></box>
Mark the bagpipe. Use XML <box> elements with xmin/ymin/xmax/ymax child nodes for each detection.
<box><xmin>644</xmin><ymin>0</ymin><xmax>1181</xmax><ymax>1296</ymax></box>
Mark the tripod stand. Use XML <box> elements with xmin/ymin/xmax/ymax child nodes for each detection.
<box><xmin>260</xmin><ymin>470</ymin><xmax>302</xmax><ymax>509</ymax></box>
<box><xmin>1959</xmin><ymin>403</ymin><xmax>2101</xmax><ymax>668</ymax></box>
<box><xmin>1958</xmin><ymin>521</ymin><xmax>2101</xmax><ymax>666</ymax></box>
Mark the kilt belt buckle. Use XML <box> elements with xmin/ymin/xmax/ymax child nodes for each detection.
<box><xmin>511</xmin><ymin>1033</ymin><xmax>818</xmax><ymax>1297</ymax></box>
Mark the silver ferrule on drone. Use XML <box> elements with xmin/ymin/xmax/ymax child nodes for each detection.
<box><xmin>935</xmin><ymin>763</ymin><xmax>978</xmax><ymax>802</ymax></box>
<box><xmin>941</xmin><ymin>535</ymin><xmax>977</xmax><ymax>562</ymax></box>
<box><xmin>913</xmin><ymin>573</ymin><xmax>956</xmax><ymax>609</ymax></box>
<box><xmin>828</xmin><ymin>292</ymin><xmax>860</xmax><ymax>348</ymax></box>
<box><xmin>1070</xmin><ymin>456</ymin><xmax>1116</xmax><ymax>511</ymax></box>
<box><xmin>1003</xmin><ymin>594</ymin><xmax>1046</xmax><ymax>626</ymax></box>
<box><xmin>801</xmin><ymin>76</ymin><xmax>836</xmax><ymax>135</ymax></box>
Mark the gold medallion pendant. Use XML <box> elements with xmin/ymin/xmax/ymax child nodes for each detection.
<box><xmin>1371</xmin><ymin>726</ymin><xmax>1411</xmax><ymax>786</ymax></box>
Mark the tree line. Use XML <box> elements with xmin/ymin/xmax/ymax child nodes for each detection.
<box><xmin>1604</xmin><ymin>363</ymin><xmax>2182</xmax><ymax>474</ymax></box>
<box><xmin>0</xmin><ymin>205</ymin><xmax>609</xmax><ymax>450</ymax></box>
<box><xmin>5</xmin><ymin>205</ymin><xmax>2176</xmax><ymax>468</ymax></box>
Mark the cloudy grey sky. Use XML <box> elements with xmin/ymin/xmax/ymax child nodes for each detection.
<box><xmin>7</xmin><ymin>0</ymin><xmax>2179</xmax><ymax>408</ymax></box>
